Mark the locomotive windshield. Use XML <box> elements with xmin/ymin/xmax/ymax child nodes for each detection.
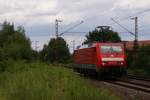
<box><xmin>101</xmin><ymin>46</ymin><xmax>122</xmax><ymax>53</ymax></box>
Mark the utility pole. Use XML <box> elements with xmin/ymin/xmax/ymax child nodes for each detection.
<box><xmin>35</xmin><ymin>40</ymin><xmax>39</xmax><ymax>51</ymax></box>
<box><xmin>55</xmin><ymin>19</ymin><xmax>62</xmax><ymax>38</ymax></box>
<box><xmin>72</xmin><ymin>40</ymin><xmax>75</xmax><ymax>51</ymax></box>
<box><xmin>131</xmin><ymin>16</ymin><xmax>138</xmax><ymax>50</ymax></box>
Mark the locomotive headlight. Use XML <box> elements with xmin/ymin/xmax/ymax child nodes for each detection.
<box><xmin>102</xmin><ymin>62</ymin><xmax>105</xmax><ymax>65</ymax></box>
<box><xmin>118</xmin><ymin>62</ymin><xmax>123</xmax><ymax>65</ymax></box>
<box><xmin>102</xmin><ymin>62</ymin><xmax>107</xmax><ymax>65</ymax></box>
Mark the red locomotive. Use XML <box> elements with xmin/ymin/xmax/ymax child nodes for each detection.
<box><xmin>73</xmin><ymin>42</ymin><xmax>127</xmax><ymax>76</ymax></box>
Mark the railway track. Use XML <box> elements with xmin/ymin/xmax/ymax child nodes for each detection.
<box><xmin>127</xmin><ymin>74</ymin><xmax>150</xmax><ymax>81</ymax></box>
<box><xmin>75</xmin><ymin>70</ymin><xmax>150</xmax><ymax>94</ymax></box>
<box><xmin>105</xmin><ymin>75</ymin><xmax>150</xmax><ymax>94</ymax></box>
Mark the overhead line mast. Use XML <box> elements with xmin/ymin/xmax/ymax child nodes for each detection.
<box><xmin>111</xmin><ymin>17</ymin><xmax>139</xmax><ymax>50</ymax></box>
<box><xmin>55</xmin><ymin>19</ymin><xmax>62</xmax><ymax>38</ymax></box>
<box><xmin>131</xmin><ymin>17</ymin><xmax>138</xmax><ymax>50</ymax></box>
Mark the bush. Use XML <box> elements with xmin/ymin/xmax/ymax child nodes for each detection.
<box><xmin>127</xmin><ymin>46</ymin><xmax>150</xmax><ymax>75</ymax></box>
<box><xmin>0</xmin><ymin>62</ymin><xmax>119</xmax><ymax>100</ymax></box>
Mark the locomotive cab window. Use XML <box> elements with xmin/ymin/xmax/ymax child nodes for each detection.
<box><xmin>101</xmin><ymin>46</ymin><xmax>122</xmax><ymax>53</ymax></box>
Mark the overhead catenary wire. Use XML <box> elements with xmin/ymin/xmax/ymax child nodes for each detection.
<box><xmin>113</xmin><ymin>8</ymin><xmax>150</xmax><ymax>21</ymax></box>
<box><xmin>111</xmin><ymin>8</ymin><xmax>150</xmax><ymax>38</ymax></box>
<box><xmin>59</xmin><ymin>21</ymin><xmax>84</xmax><ymax>36</ymax></box>
<box><xmin>111</xmin><ymin>17</ymin><xmax>139</xmax><ymax>51</ymax></box>
<box><xmin>63</xmin><ymin>31</ymin><xmax>87</xmax><ymax>33</ymax></box>
<box><xmin>111</xmin><ymin>18</ymin><xmax>135</xmax><ymax>36</ymax></box>
<box><xmin>134</xmin><ymin>8</ymin><xmax>150</xmax><ymax>16</ymax></box>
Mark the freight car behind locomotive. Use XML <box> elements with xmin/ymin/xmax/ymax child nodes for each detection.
<box><xmin>73</xmin><ymin>42</ymin><xmax>127</xmax><ymax>76</ymax></box>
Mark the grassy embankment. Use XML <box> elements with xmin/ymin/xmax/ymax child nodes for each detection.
<box><xmin>0</xmin><ymin>61</ymin><xmax>119</xmax><ymax>100</ymax></box>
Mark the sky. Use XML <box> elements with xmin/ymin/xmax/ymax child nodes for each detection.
<box><xmin>0</xmin><ymin>0</ymin><xmax>150</xmax><ymax>52</ymax></box>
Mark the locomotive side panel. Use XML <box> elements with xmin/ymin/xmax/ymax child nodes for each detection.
<box><xmin>74</xmin><ymin>47</ymin><xmax>98</xmax><ymax>69</ymax></box>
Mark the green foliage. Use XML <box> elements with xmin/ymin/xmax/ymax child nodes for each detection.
<box><xmin>84</xmin><ymin>27</ymin><xmax>121</xmax><ymax>44</ymax></box>
<box><xmin>40</xmin><ymin>44</ymin><xmax>48</xmax><ymax>61</ymax></box>
<box><xmin>127</xmin><ymin>46</ymin><xmax>150</xmax><ymax>75</ymax></box>
<box><xmin>0</xmin><ymin>21</ymin><xmax>33</xmax><ymax>61</ymax></box>
<box><xmin>137</xmin><ymin>46</ymin><xmax>150</xmax><ymax>69</ymax></box>
<box><xmin>0</xmin><ymin>21</ymin><xmax>15</xmax><ymax>47</ymax></box>
<box><xmin>0</xmin><ymin>62</ymin><xmax>119</xmax><ymax>100</ymax></box>
<box><xmin>40</xmin><ymin>37</ymin><xmax>70</xmax><ymax>63</ymax></box>
<box><xmin>0</xmin><ymin>21</ymin><xmax>37</xmax><ymax>72</ymax></box>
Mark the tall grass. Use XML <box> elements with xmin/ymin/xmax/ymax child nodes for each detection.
<box><xmin>0</xmin><ymin>62</ymin><xmax>120</xmax><ymax>100</ymax></box>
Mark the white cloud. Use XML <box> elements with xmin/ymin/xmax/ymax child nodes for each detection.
<box><xmin>0</xmin><ymin>0</ymin><xmax>150</xmax><ymax>51</ymax></box>
<box><xmin>0</xmin><ymin>0</ymin><xmax>58</xmax><ymax>26</ymax></box>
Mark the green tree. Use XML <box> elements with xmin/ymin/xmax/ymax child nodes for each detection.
<box><xmin>84</xmin><ymin>26</ymin><xmax>121</xmax><ymax>44</ymax></box>
<box><xmin>41</xmin><ymin>37</ymin><xmax>70</xmax><ymax>63</ymax></box>
<box><xmin>0</xmin><ymin>21</ymin><xmax>15</xmax><ymax>47</ymax></box>
<box><xmin>127</xmin><ymin>46</ymin><xmax>150</xmax><ymax>73</ymax></box>
<box><xmin>0</xmin><ymin>21</ymin><xmax>33</xmax><ymax>61</ymax></box>
<box><xmin>40</xmin><ymin>44</ymin><xmax>48</xmax><ymax>61</ymax></box>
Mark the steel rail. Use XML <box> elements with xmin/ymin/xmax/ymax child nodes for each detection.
<box><xmin>127</xmin><ymin>75</ymin><xmax>150</xmax><ymax>82</ymax></box>
<box><xmin>105</xmin><ymin>76</ymin><xmax>150</xmax><ymax>94</ymax></box>
<box><xmin>107</xmin><ymin>80</ymin><xmax>150</xmax><ymax>93</ymax></box>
